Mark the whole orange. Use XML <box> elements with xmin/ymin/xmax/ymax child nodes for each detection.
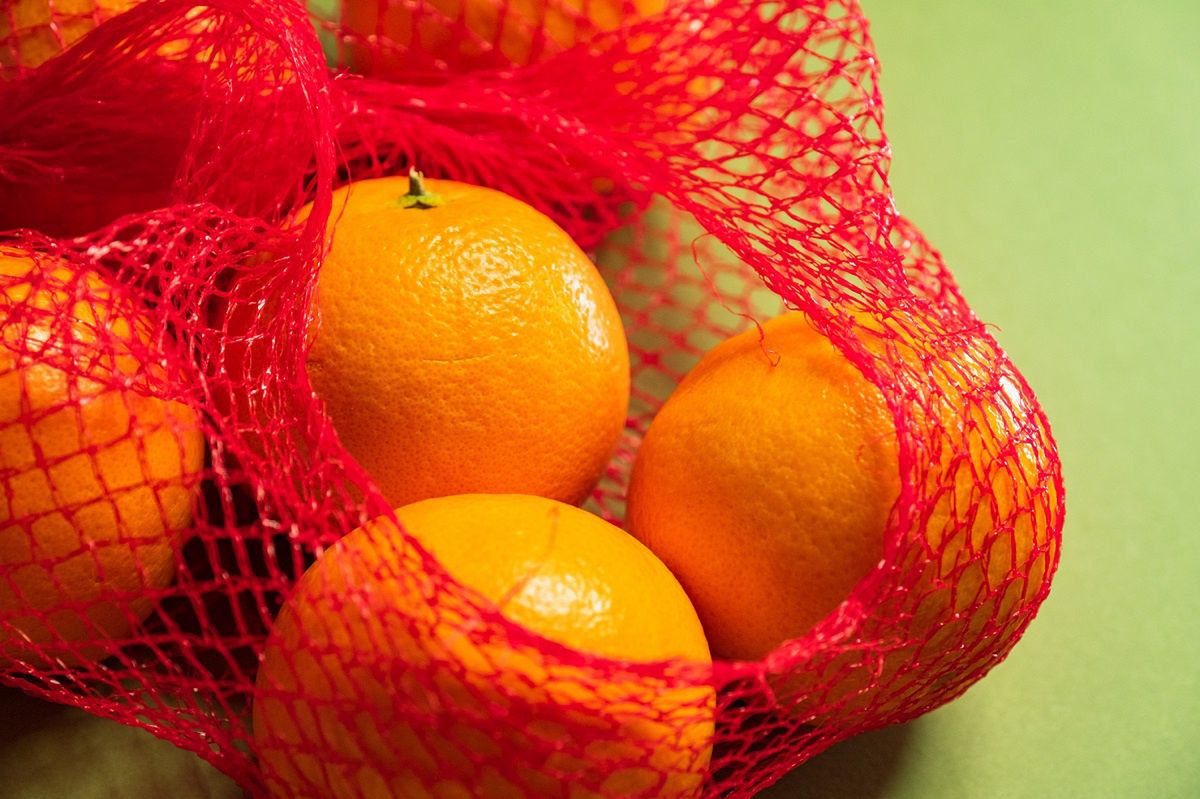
<box><xmin>299</xmin><ymin>174</ymin><xmax>629</xmax><ymax>507</ymax></box>
<box><xmin>253</xmin><ymin>493</ymin><xmax>713</xmax><ymax>798</ymax></box>
<box><xmin>341</xmin><ymin>0</ymin><xmax>666</xmax><ymax>73</ymax></box>
<box><xmin>0</xmin><ymin>249</ymin><xmax>204</xmax><ymax>664</ymax></box>
<box><xmin>627</xmin><ymin>313</ymin><xmax>898</xmax><ymax>661</ymax></box>
<box><xmin>626</xmin><ymin>312</ymin><xmax>1055</xmax><ymax>671</ymax></box>
<box><xmin>0</xmin><ymin>0</ymin><xmax>140</xmax><ymax>74</ymax></box>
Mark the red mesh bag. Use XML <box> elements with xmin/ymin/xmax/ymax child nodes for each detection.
<box><xmin>0</xmin><ymin>1</ymin><xmax>1064</xmax><ymax>796</ymax></box>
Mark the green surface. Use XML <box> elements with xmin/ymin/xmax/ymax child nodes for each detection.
<box><xmin>3</xmin><ymin>1</ymin><xmax>1198</xmax><ymax>797</ymax></box>
<box><xmin>768</xmin><ymin>1</ymin><xmax>1200</xmax><ymax>797</ymax></box>
<box><xmin>0</xmin><ymin>688</ymin><xmax>239</xmax><ymax>799</ymax></box>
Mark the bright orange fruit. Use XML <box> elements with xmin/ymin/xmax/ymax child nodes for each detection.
<box><xmin>299</xmin><ymin>173</ymin><xmax>629</xmax><ymax>508</ymax></box>
<box><xmin>253</xmin><ymin>493</ymin><xmax>713</xmax><ymax>798</ymax></box>
<box><xmin>627</xmin><ymin>311</ymin><xmax>1055</xmax><ymax>673</ymax></box>
<box><xmin>0</xmin><ymin>249</ymin><xmax>204</xmax><ymax>664</ymax></box>
<box><xmin>627</xmin><ymin>312</ymin><xmax>897</xmax><ymax>661</ymax></box>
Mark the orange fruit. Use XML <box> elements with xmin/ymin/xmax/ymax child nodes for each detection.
<box><xmin>627</xmin><ymin>312</ymin><xmax>898</xmax><ymax>662</ymax></box>
<box><xmin>342</xmin><ymin>0</ymin><xmax>666</xmax><ymax>73</ymax></box>
<box><xmin>0</xmin><ymin>0</ymin><xmax>141</xmax><ymax>74</ymax></box>
<box><xmin>0</xmin><ymin>249</ymin><xmax>204</xmax><ymax>664</ymax></box>
<box><xmin>253</xmin><ymin>493</ymin><xmax>713</xmax><ymax>798</ymax></box>
<box><xmin>626</xmin><ymin>312</ymin><xmax>1054</xmax><ymax>671</ymax></box>
<box><xmin>299</xmin><ymin>173</ymin><xmax>629</xmax><ymax>508</ymax></box>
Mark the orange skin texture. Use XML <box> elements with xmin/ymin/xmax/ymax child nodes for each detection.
<box><xmin>627</xmin><ymin>312</ymin><xmax>1055</xmax><ymax>676</ymax></box>
<box><xmin>342</xmin><ymin>0</ymin><xmax>667</xmax><ymax>73</ymax></box>
<box><xmin>299</xmin><ymin>176</ymin><xmax>629</xmax><ymax>508</ymax></box>
<box><xmin>0</xmin><ymin>249</ymin><xmax>204</xmax><ymax>664</ymax></box>
<box><xmin>253</xmin><ymin>493</ymin><xmax>713</xmax><ymax>799</ymax></box>
<box><xmin>628</xmin><ymin>313</ymin><xmax>899</xmax><ymax>662</ymax></box>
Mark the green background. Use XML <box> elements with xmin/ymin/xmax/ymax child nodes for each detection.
<box><xmin>3</xmin><ymin>1</ymin><xmax>1197</xmax><ymax>797</ymax></box>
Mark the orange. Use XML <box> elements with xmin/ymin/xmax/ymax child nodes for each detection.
<box><xmin>627</xmin><ymin>313</ymin><xmax>898</xmax><ymax>661</ymax></box>
<box><xmin>0</xmin><ymin>249</ymin><xmax>204</xmax><ymax>664</ymax></box>
<box><xmin>0</xmin><ymin>0</ymin><xmax>140</xmax><ymax>74</ymax></box>
<box><xmin>626</xmin><ymin>312</ymin><xmax>1055</xmax><ymax>671</ymax></box>
<box><xmin>299</xmin><ymin>173</ymin><xmax>629</xmax><ymax>508</ymax></box>
<box><xmin>342</xmin><ymin>0</ymin><xmax>666</xmax><ymax>73</ymax></box>
<box><xmin>253</xmin><ymin>493</ymin><xmax>713</xmax><ymax>798</ymax></box>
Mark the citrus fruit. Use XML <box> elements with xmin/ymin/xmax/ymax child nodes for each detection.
<box><xmin>0</xmin><ymin>249</ymin><xmax>204</xmax><ymax>664</ymax></box>
<box><xmin>299</xmin><ymin>173</ymin><xmax>629</xmax><ymax>508</ymax></box>
<box><xmin>342</xmin><ymin>0</ymin><xmax>666</xmax><ymax>73</ymax></box>
<box><xmin>627</xmin><ymin>312</ymin><xmax>897</xmax><ymax>661</ymax></box>
<box><xmin>626</xmin><ymin>311</ymin><xmax>1054</xmax><ymax>668</ymax></box>
<box><xmin>0</xmin><ymin>0</ymin><xmax>140</xmax><ymax>74</ymax></box>
<box><xmin>253</xmin><ymin>493</ymin><xmax>713</xmax><ymax>798</ymax></box>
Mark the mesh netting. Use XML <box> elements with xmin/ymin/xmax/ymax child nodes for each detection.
<box><xmin>0</xmin><ymin>1</ymin><xmax>1063</xmax><ymax>797</ymax></box>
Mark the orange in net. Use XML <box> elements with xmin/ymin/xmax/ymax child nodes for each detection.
<box><xmin>300</xmin><ymin>174</ymin><xmax>629</xmax><ymax>508</ymax></box>
<box><xmin>627</xmin><ymin>311</ymin><xmax>1057</xmax><ymax>713</ymax></box>
<box><xmin>253</xmin><ymin>493</ymin><xmax>713</xmax><ymax>798</ymax></box>
<box><xmin>0</xmin><ymin>249</ymin><xmax>204</xmax><ymax>664</ymax></box>
<box><xmin>628</xmin><ymin>312</ymin><xmax>897</xmax><ymax>661</ymax></box>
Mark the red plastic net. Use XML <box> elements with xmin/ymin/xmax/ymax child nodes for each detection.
<box><xmin>0</xmin><ymin>1</ymin><xmax>1064</xmax><ymax>796</ymax></box>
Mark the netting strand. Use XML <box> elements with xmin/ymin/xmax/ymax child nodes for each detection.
<box><xmin>0</xmin><ymin>1</ymin><xmax>1063</xmax><ymax>797</ymax></box>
